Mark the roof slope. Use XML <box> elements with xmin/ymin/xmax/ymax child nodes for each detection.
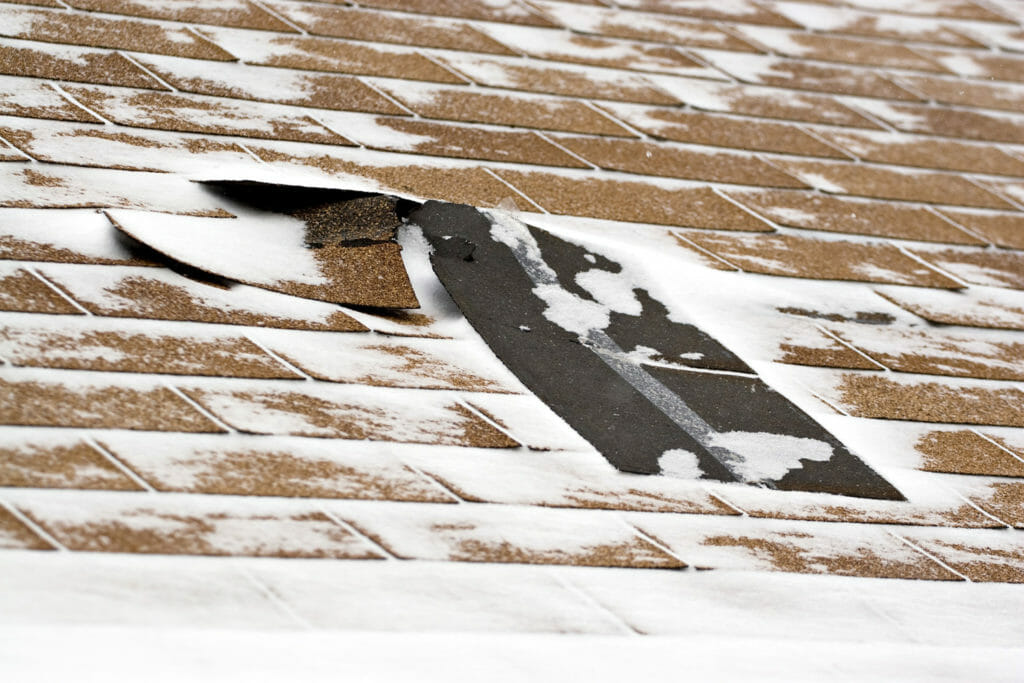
<box><xmin>1</xmin><ymin>0</ymin><xmax>1024</xmax><ymax>675</ymax></box>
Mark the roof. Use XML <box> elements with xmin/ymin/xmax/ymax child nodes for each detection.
<box><xmin>1</xmin><ymin>0</ymin><xmax>1024</xmax><ymax>678</ymax></box>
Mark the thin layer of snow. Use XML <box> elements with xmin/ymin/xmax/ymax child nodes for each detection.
<box><xmin>107</xmin><ymin>209</ymin><xmax>325</xmax><ymax>289</ymax></box>
<box><xmin>710</xmin><ymin>431</ymin><xmax>834</xmax><ymax>482</ymax></box>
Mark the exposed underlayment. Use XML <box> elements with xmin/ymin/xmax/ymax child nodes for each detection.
<box><xmin>2</xmin><ymin>0</ymin><xmax>1024</xmax><ymax>677</ymax></box>
<box><xmin>413</xmin><ymin>200</ymin><xmax>900</xmax><ymax>499</ymax></box>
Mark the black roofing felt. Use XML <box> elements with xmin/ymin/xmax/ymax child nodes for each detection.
<box><xmin>413</xmin><ymin>200</ymin><xmax>903</xmax><ymax>500</ymax></box>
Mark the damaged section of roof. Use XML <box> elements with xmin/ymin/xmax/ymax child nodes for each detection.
<box><xmin>412</xmin><ymin>201</ymin><xmax>901</xmax><ymax>500</ymax></box>
<box><xmin>3</xmin><ymin>0</ymin><xmax>1024</xmax><ymax>664</ymax></box>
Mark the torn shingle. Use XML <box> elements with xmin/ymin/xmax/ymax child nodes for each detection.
<box><xmin>107</xmin><ymin>184</ymin><xmax>420</xmax><ymax>309</ymax></box>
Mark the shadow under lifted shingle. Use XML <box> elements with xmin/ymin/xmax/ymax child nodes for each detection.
<box><xmin>109</xmin><ymin>181</ymin><xmax>419</xmax><ymax>309</ymax></box>
<box><xmin>411</xmin><ymin>201</ymin><xmax>902</xmax><ymax>500</ymax></box>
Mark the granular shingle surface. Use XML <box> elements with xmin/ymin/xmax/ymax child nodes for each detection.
<box><xmin>3</xmin><ymin>0</ymin><xmax>1024</xmax><ymax>678</ymax></box>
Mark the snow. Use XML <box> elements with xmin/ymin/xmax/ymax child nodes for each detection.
<box><xmin>657</xmin><ymin>449</ymin><xmax>703</xmax><ymax>479</ymax></box>
<box><xmin>710</xmin><ymin>431</ymin><xmax>834</xmax><ymax>482</ymax></box>
<box><xmin>106</xmin><ymin>209</ymin><xmax>326</xmax><ymax>289</ymax></box>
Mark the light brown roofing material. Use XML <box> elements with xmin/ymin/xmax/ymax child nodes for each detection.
<box><xmin>2</xmin><ymin>0</ymin><xmax>1024</xmax><ymax>672</ymax></box>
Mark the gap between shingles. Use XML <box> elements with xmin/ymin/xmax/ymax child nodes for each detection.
<box><xmin>358</xmin><ymin>78</ymin><xmax>417</xmax><ymax>117</ymax></box>
<box><xmin>669</xmin><ymin>230</ymin><xmax>742</xmax><ymax>270</ymax></box>
<box><xmin>888</xmin><ymin>531</ymin><xmax>972</xmax><ymax>582</ymax></box>
<box><xmin>316</xmin><ymin>505</ymin><xmax>400</xmax><ymax>560</ymax></box>
<box><xmin>584</xmin><ymin>101</ymin><xmax>650</xmax><ymax>140</ymax></box>
<box><xmin>46</xmin><ymin>82</ymin><xmax>111</xmax><ymax>125</ymax></box>
<box><xmin>249</xmin><ymin>0</ymin><xmax>308</xmax><ymax>35</ymax></box>
<box><xmin>481</xmin><ymin>168</ymin><xmax>547</xmax><ymax>212</ymax></box>
<box><xmin>797</xmin><ymin>124</ymin><xmax>858</xmax><ymax>160</ymax></box>
<box><xmin>534</xmin><ymin>130</ymin><xmax>599</xmax><ymax>169</ymax></box>
<box><xmin>243</xmin><ymin>335</ymin><xmax>315</xmax><ymax>382</ymax></box>
<box><xmin>546</xmin><ymin>567</ymin><xmax>643</xmax><ymax>636</ymax></box>
<box><xmin>117</xmin><ymin>52</ymin><xmax>178</xmax><ymax>92</ymax></box>
<box><xmin>165</xmin><ymin>384</ymin><xmax>236</xmax><ymax>433</ymax></box>
<box><xmin>967</xmin><ymin>176</ymin><xmax>1024</xmax><ymax>213</ymax></box>
<box><xmin>816</xmin><ymin>325</ymin><xmax>890</xmax><ymax>371</ymax></box>
<box><xmin>455</xmin><ymin>397</ymin><xmax>525</xmax><ymax>449</ymax></box>
<box><xmin>399</xmin><ymin>462</ymin><xmax>464</xmax><ymax>503</ymax></box>
<box><xmin>924</xmin><ymin>205</ymin><xmax>991</xmax><ymax>244</ymax></box>
<box><xmin>0</xmin><ymin>134</ymin><xmax>32</xmax><ymax>162</ymax></box>
<box><xmin>971</xmin><ymin>429</ymin><xmax>1024</xmax><ymax>467</ymax></box>
<box><xmin>702</xmin><ymin>487</ymin><xmax>749</xmax><ymax>517</ymax></box>
<box><xmin>26</xmin><ymin>268</ymin><xmax>92</xmax><ymax>316</ymax></box>
<box><xmin>892</xmin><ymin>243</ymin><xmax>971</xmax><ymax>288</ymax></box>
<box><xmin>628</xmin><ymin>522</ymin><xmax>692</xmax><ymax>569</ymax></box>
<box><xmin>0</xmin><ymin>498</ymin><xmax>67</xmax><ymax>551</ymax></box>
<box><xmin>234</xmin><ymin>565</ymin><xmax>317</xmax><ymax>630</ymax></box>
<box><xmin>948</xmin><ymin>484</ymin><xmax>1014</xmax><ymax>529</ymax></box>
<box><xmin>84</xmin><ymin>436</ymin><xmax>157</xmax><ymax>492</ymax></box>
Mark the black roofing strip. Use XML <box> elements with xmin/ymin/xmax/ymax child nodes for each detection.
<box><xmin>413</xmin><ymin>201</ymin><xmax>903</xmax><ymax>500</ymax></box>
<box><xmin>413</xmin><ymin>201</ymin><xmax>735</xmax><ymax>479</ymax></box>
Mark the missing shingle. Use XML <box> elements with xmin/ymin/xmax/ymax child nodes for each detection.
<box><xmin>411</xmin><ymin>201</ymin><xmax>903</xmax><ymax>500</ymax></box>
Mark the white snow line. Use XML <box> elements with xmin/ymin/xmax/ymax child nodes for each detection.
<box><xmin>250</xmin><ymin>0</ymin><xmax>308</xmax><ymax>34</ymax></box>
<box><xmin>680</xmin><ymin>48</ymin><xmax>736</xmax><ymax>83</ymax></box>
<box><xmin>46</xmin><ymin>82</ymin><xmax>111</xmax><ymax>125</ymax></box>
<box><xmin>244</xmin><ymin>335</ymin><xmax>314</xmax><ymax>381</ymax></box>
<box><xmin>547</xmin><ymin>568</ymin><xmax>642</xmax><ymax>636</ymax></box>
<box><xmin>400</xmin><ymin>462</ymin><xmax>464</xmax><ymax>503</ymax></box>
<box><xmin>839</xmin><ymin>100</ymin><xmax>898</xmax><ymax>133</ymax></box>
<box><xmin>358</xmin><ymin>78</ymin><xmax>417</xmax><ymax>117</ymax></box>
<box><xmin>317</xmin><ymin>505</ymin><xmax>400</xmax><ymax>560</ymax></box>
<box><xmin>455</xmin><ymin>397</ymin><xmax>528</xmax><ymax>449</ymax></box>
<box><xmin>583</xmin><ymin>101</ymin><xmax>650</xmax><ymax>139</ymax></box>
<box><xmin>669</xmin><ymin>230</ymin><xmax>743</xmax><ymax>271</ymax></box>
<box><xmin>967</xmin><ymin>176</ymin><xmax>1024</xmax><ymax>213</ymax></box>
<box><xmin>84</xmin><ymin>436</ymin><xmax>157</xmax><ymax>493</ymax></box>
<box><xmin>535</xmin><ymin>131</ymin><xmax>599</xmax><ymax>169</ymax></box>
<box><xmin>165</xmin><ymin>384</ymin><xmax>237</xmax><ymax>433</ymax></box>
<box><xmin>712</xmin><ymin>184</ymin><xmax>783</xmax><ymax>228</ymax></box>
<box><xmin>0</xmin><ymin>498</ymin><xmax>67</xmax><ymax>551</ymax></box>
<box><xmin>118</xmin><ymin>52</ymin><xmax>177</xmax><ymax>92</ymax></box>
<box><xmin>515</xmin><ymin>0</ymin><xmax>557</xmax><ymax>26</ymax></box>
<box><xmin>0</xmin><ymin>134</ymin><xmax>33</xmax><ymax>162</ymax></box>
<box><xmin>703</xmin><ymin>487</ymin><xmax>749</xmax><ymax>516</ymax></box>
<box><xmin>305</xmin><ymin>112</ymin><xmax>362</xmax><ymax>148</ymax></box>
<box><xmin>235</xmin><ymin>566</ymin><xmax>316</xmax><ymax>630</ymax></box>
<box><xmin>805</xmin><ymin>386</ymin><xmax>852</xmax><ymax>417</ymax></box>
<box><xmin>419</xmin><ymin>52</ymin><xmax>475</xmax><ymax>84</ymax></box>
<box><xmin>26</xmin><ymin>268</ymin><xmax>92</xmax><ymax>316</ymax></box>
<box><xmin>237</xmin><ymin>143</ymin><xmax>267</xmax><ymax>163</ymax></box>
<box><xmin>885</xmin><ymin>74</ymin><xmax>930</xmax><ymax>101</ymax></box>
<box><xmin>796</xmin><ymin>124</ymin><xmax>858</xmax><ymax>160</ymax></box>
<box><xmin>628</xmin><ymin>522</ymin><xmax>692</xmax><ymax>569</ymax></box>
<box><xmin>971</xmin><ymin>428</ymin><xmax>1024</xmax><ymax>467</ymax></box>
<box><xmin>949</xmin><ymin>483</ymin><xmax>1014</xmax><ymax>528</ymax></box>
<box><xmin>893</xmin><ymin>243</ymin><xmax>971</xmax><ymax>288</ymax></box>
<box><xmin>924</xmin><ymin>205</ymin><xmax>991</xmax><ymax>244</ymax></box>
<box><xmin>53</xmin><ymin>0</ymin><xmax>72</xmax><ymax>8</ymax></box>
<box><xmin>482</xmin><ymin>167</ymin><xmax>548</xmax><ymax>212</ymax></box>
<box><xmin>816</xmin><ymin>325</ymin><xmax>890</xmax><ymax>371</ymax></box>
<box><xmin>889</xmin><ymin>531</ymin><xmax>972</xmax><ymax>582</ymax></box>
